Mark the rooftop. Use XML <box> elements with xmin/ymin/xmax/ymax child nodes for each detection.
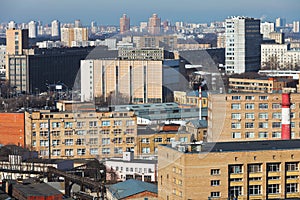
<box><xmin>13</xmin><ymin>182</ymin><xmax>62</xmax><ymax>197</ymax></box>
<box><xmin>108</xmin><ymin>179</ymin><xmax>157</xmax><ymax>199</ymax></box>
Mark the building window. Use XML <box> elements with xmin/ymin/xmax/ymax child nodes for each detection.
<box><xmin>179</xmin><ymin>137</ymin><xmax>188</xmax><ymax>142</ymax></box>
<box><xmin>39</xmin><ymin>122</ymin><xmax>48</xmax><ymax>129</ymax></box>
<box><xmin>245</xmin><ymin>113</ymin><xmax>254</xmax><ymax>119</ymax></box>
<box><xmin>154</xmin><ymin>138</ymin><xmax>163</xmax><ymax>142</ymax></box>
<box><xmin>65</xmin><ymin>139</ymin><xmax>73</xmax><ymax>146</ymax></box>
<box><xmin>245</xmin><ymin>122</ymin><xmax>254</xmax><ymax>129</ymax></box>
<box><xmin>230</xmin><ymin>186</ymin><xmax>242</xmax><ymax>197</ymax></box>
<box><xmin>231</xmin><ymin>123</ymin><xmax>241</xmax><ymax>129</ymax></box>
<box><xmin>232</xmin><ymin>132</ymin><xmax>241</xmax><ymax>139</ymax></box>
<box><xmin>245</xmin><ymin>132</ymin><xmax>255</xmax><ymax>138</ymax></box>
<box><xmin>231</xmin><ymin>103</ymin><xmax>241</xmax><ymax>110</ymax></box>
<box><xmin>52</xmin><ymin>149</ymin><xmax>61</xmax><ymax>156</ymax></box>
<box><xmin>245</xmin><ymin>96</ymin><xmax>254</xmax><ymax>100</ymax></box>
<box><xmin>291</xmin><ymin>112</ymin><xmax>295</xmax><ymax>118</ymax></box>
<box><xmin>259</xmin><ymin>103</ymin><xmax>268</xmax><ymax>110</ymax></box>
<box><xmin>268</xmin><ymin>184</ymin><xmax>280</xmax><ymax>194</ymax></box>
<box><xmin>52</xmin><ymin>140</ymin><xmax>60</xmax><ymax>146</ymax></box>
<box><xmin>100</xmin><ymin>130</ymin><xmax>110</xmax><ymax>134</ymax></box>
<box><xmin>102</xmin><ymin>120</ymin><xmax>110</xmax><ymax>126</ymax></box>
<box><xmin>287</xmin><ymin>162</ymin><xmax>299</xmax><ymax>171</ymax></box>
<box><xmin>272</xmin><ymin>112</ymin><xmax>281</xmax><ymax>119</ymax></box>
<box><xmin>245</xmin><ymin>103</ymin><xmax>254</xmax><ymax>110</ymax></box>
<box><xmin>272</xmin><ymin>103</ymin><xmax>281</xmax><ymax>109</ymax></box>
<box><xmin>210</xmin><ymin>192</ymin><xmax>220</xmax><ymax>198</ymax></box>
<box><xmin>76</xmin><ymin>121</ymin><xmax>85</xmax><ymax>128</ymax></box>
<box><xmin>102</xmin><ymin>148</ymin><xmax>110</xmax><ymax>155</ymax></box>
<box><xmin>113</xmin><ymin>129</ymin><xmax>122</xmax><ymax>135</ymax></box>
<box><xmin>211</xmin><ymin>169</ymin><xmax>220</xmax><ymax>175</ymax></box>
<box><xmin>211</xmin><ymin>180</ymin><xmax>220</xmax><ymax>186</ymax></box>
<box><xmin>258</xmin><ymin>113</ymin><xmax>268</xmax><ymax>119</ymax></box>
<box><xmin>39</xmin><ymin>140</ymin><xmax>49</xmax><ymax>147</ymax></box>
<box><xmin>89</xmin><ymin>121</ymin><xmax>97</xmax><ymax>127</ymax></box>
<box><xmin>249</xmin><ymin>185</ymin><xmax>261</xmax><ymax>195</ymax></box>
<box><xmin>258</xmin><ymin>132</ymin><xmax>268</xmax><ymax>138</ymax></box>
<box><xmin>232</xmin><ymin>96</ymin><xmax>241</xmax><ymax>100</ymax></box>
<box><xmin>272</xmin><ymin>122</ymin><xmax>281</xmax><ymax>128</ymax></box>
<box><xmin>65</xmin><ymin>149</ymin><xmax>73</xmax><ymax>156</ymax></box>
<box><xmin>249</xmin><ymin>177</ymin><xmax>262</xmax><ymax>181</ymax></box>
<box><xmin>75</xmin><ymin>130</ymin><xmax>86</xmax><ymax>135</ymax></box>
<box><xmin>52</xmin><ymin>122</ymin><xmax>61</xmax><ymax>128</ymax></box>
<box><xmin>259</xmin><ymin>96</ymin><xmax>268</xmax><ymax>100</ymax></box>
<box><xmin>114</xmin><ymin>120</ymin><xmax>122</xmax><ymax>126</ymax></box>
<box><xmin>141</xmin><ymin>138</ymin><xmax>150</xmax><ymax>143</ymax></box>
<box><xmin>142</xmin><ymin>147</ymin><xmax>150</xmax><ymax>154</ymax></box>
<box><xmin>114</xmin><ymin>147</ymin><xmax>123</xmax><ymax>154</ymax></box>
<box><xmin>126</xmin><ymin>120</ymin><xmax>135</xmax><ymax>126</ymax></box>
<box><xmin>77</xmin><ymin>148</ymin><xmax>86</xmax><ymax>155</ymax></box>
<box><xmin>90</xmin><ymin>148</ymin><xmax>98</xmax><ymax>155</ymax></box>
<box><xmin>248</xmin><ymin>164</ymin><xmax>261</xmax><ymax>173</ymax></box>
<box><xmin>272</xmin><ymin>132</ymin><xmax>281</xmax><ymax>138</ymax></box>
<box><xmin>76</xmin><ymin>138</ymin><xmax>85</xmax><ymax>145</ymax></box>
<box><xmin>231</xmin><ymin>113</ymin><xmax>241</xmax><ymax>119</ymax></box>
<box><xmin>259</xmin><ymin>122</ymin><xmax>268</xmax><ymax>128</ymax></box>
<box><xmin>268</xmin><ymin>163</ymin><xmax>280</xmax><ymax>172</ymax></box>
<box><xmin>64</xmin><ymin>122</ymin><xmax>73</xmax><ymax>128</ymax></box>
<box><xmin>287</xmin><ymin>183</ymin><xmax>298</xmax><ymax>193</ymax></box>
<box><xmin>229</xmin><ymin>165</ymin><xmax>242</xmax><ymax>174</ymax></box>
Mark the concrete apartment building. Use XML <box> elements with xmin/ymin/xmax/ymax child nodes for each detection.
<box><xmin>24</xmin><ymin>110</ymin><xmax>137</xmax><ymax>159</ymax></box>
<box><xmin>269</xmin><ymin>32</ymin><xmax>285</xmax><ymax>44</ymax></box>
<box><xmin>208</xmin><ymin>92</ymin><xmax>300</xmax><ymax>142</ymax></box>
<box><xmin>133</xmin><ymin>35</ymin><xmax>177</xmax><ymax>50</ymax></box>
<box><xmin>225</xmin><ymin>17</ymin><xmax>262</xmax><ymax>74</ymax></box>
<box><xmin>261</xmin><ymin>43</ymin><xmax>300</xmax><ymax>70</ymax></box>
<box><xmin>228</xmin><ymin>77</ymin><xmax>289</xmax><ymax>93</ymax></box>
<box><xmin>148</xmin><ymin>14</ymin><xmax>161</xmax><ymax>35</ymax></box>
<box><xmin>158</xmin><ymin>140</ymin><xmax>300</xmax><ymax>200</ymax></box>
<box><xmin>6</xmin><ymin>28</ymin><xmax>28</xmax><ymax>56</ymax></box>
<box><xmin>61</xmin><ymin>27</ymin><xmax>88</xmax><ymax>47</ymax></box>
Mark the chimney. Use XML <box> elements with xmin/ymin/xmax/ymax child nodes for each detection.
<box><xmin>281</xmin><ymin>93</ymin><xmax>291</xmax><ymax>140</ymax></box>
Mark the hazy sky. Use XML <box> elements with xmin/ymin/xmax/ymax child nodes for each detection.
<box><xmin>0</xmin><ymin>0</ymin><xmax>299</xmax><ymax>25</ymax></box>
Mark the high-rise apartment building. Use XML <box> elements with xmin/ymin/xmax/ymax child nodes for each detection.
<box><xmin>28</xmin><ymin>21</ymin><xmax>37</xmax><ymax>38</ymax></box>
<box><xmin>8</xmin><ymin>21</ymin><xmax>16</xmax><ymax>29</ymax></box>
<box><xmin>269</xmin><ymin>32</ymin><xmax>285</xmax><ymax>44</ymax></box>
<box><xmin>61</xmin><ymin>27</ymin><xmax>88</xmax><ymax>47</ymax></box>
<box><xmin>74</xmin><ymin>19</ymin><xmax>82</xmax><ymax>28</ymax></box>
<box><xmin>51</xmin><ymin>20</ymin><xmax>60</xmax><ymax>37</ymax></box>
<box><xmin>276</xmin><ymin>17</ymin><xmax>286</xmax><ymax>28</ymax></box>
<box><xmin>225</xmin><ymin>16</ymin><xmax>262</xmax><ymax>74</ymax></box>
<box><xmin>260</xmin><ymin>22</ymin><xmax>275</xmax><ymax>38</ymax></box>
<box><xmin>120</xmin><ymin>14</ymin><xmax>130</xmax><ymax>34</ymax></box>
<box><xmin>148</xmin><ymin>14</ymin><xmax>161</xmax><ymax>35</ymax></box>
<box><xmin>293</xmin><ymin>21</ymin><xmax>300</xmax><ymax>33</ymax></box>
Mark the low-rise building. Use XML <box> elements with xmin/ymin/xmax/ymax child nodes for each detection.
<box><xmin>158</xmin><ymin>139</ymin><xmax>300</xmax><ymax>200</ymax></box>
<box><xmin>107</xmin><ymin>179</ymin><xmax>157</xmax><ymax>200</ymax></box>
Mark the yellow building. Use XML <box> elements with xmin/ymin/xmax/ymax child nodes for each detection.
<box><xmin>208</xmin><ymin>93</ymin><xmax>300</xmax><ymax>142</ymax></box>
<box><xmin>24</xmin><ymin>110</ymin><xmax>137</xmax><ymax>159</ymax></box>
<box><xmin>158</xmin><ymin>140</ymin><xmax>300</xmax><ymax>200</ymax></box>
<box><xmin>61</xmin><ymin>27</ymin><xmax>88</xmax><ymax>47</ymax></box>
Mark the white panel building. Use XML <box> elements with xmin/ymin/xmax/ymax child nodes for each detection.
<box><xmin>51</xmin><ymin>20</ymin><xmax>60</xmax><ymax>37</ymax></box>
<box><xmin>28</xmin><ymin>21</ymin><xmax>37</xmax><ymax>38</ymax></box>
<box><xmin>260</xmin><ymin>22</ymin><xmax>275</xmax><ymax>38</ymax></box>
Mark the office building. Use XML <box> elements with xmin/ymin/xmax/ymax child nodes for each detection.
<box><xmin>148</xmin><ymin>14</ymin><xmax>161</xmax><ymax>35</ymax></box>
<box><xmin>208</xmin><ymin>93</ymin><xmax>300</xmax><ymax>142</ymax></box>
<box><xmin>269</xmin><ymin>32</ymin><xmax>285</xmax><ymax>44</ymax></box>
<box><xmin>260</xmin><ymin>22</ymin><xmax>275</xmax><ymax>38</ymax></box>
<box><xmin>51</xmin><ymin>20</ymin><xmax>60</xmax><ymax>37</ymax></box>
<box><xmin>293</xmin><ymin>21</ymin><xmax>300</xmax><ymax>33</ymax></box>
<box><xmin>24</xmin><ymin>110</ymin><xmax>137</xmax><ymax>159</ymax></box>
<box><xmin>225</xmin><ymin>17</ymin><xmax>262</xmax><ymax>74</ymax></box>
<box><xmin>158</xmin><ymin>140</ymin><xmax>300</xmax><ymax>200</ymax></box>
<box><xmin>28</xmin><ymin>20</ymin><xmax>37</xmax><ymax>38</ymax></box>
<box><xmin>6</xmin><ymin>47</ymin><xmax>94</xmax><ymax>93</ymax></box>
<box><xmin>61</xmin><ymin>27</ymin><xmax>88</xmax><ymax>47</ymax></box>
<box><xmin>120</xmin><ymin>14</ymin><xmax>130</xmax><ymax>34</ymax></box>
<box><xmin>6</xmin><ymin>28</ymin><xmax>29</xmax><ymax>55</ymax></box>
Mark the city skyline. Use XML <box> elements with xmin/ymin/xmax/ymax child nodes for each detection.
<box><xmin>0</xmin><ymin>0</ymin><xmax>299</xmax><ymax>25</ymax></box>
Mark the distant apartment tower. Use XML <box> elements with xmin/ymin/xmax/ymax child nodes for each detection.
<box><xmin>260</xmin><ymin>22</ymin><xmax>275</xmax><ymax>38</ymax></box>
<box><xmin>148</xmin><ymin>14</ymin><xmax>161</xmax><ymax>35</ymax></box>
<box><xmin>51</xmin><ymin>20</ymin><xmax>60</xmax><ymax>37</ymax></box>
<box><xmin>28</xmin><ymin>21</ymin><xmax>37</xmax><ymax>38</ymax></box>
<box><xmin>8</xmin><ymin>21</ymin><xmax>16</xmax><ymax>29</ymax></box>
<box><xmin>120</xmin><ymin>14</ymin><xmax>130</xmax><ymax>34</ymax></box>
<box><xmin>90</xmin><ymin>21</ymin><xmax>97</xmax><ymax>34</ymax></box>
<box><xmin>225</xmin><ymin>16</ymin><xmax>262</xmax><ymax>74</ymax></box>
<box><xmin>74</xmin><ymin>19</ymin><xmax>82</xmax><ymax>28</ymax></box>
<box><xmin>61</xmin><ymin>27</ymin><xmax>88</xmax><ymax>47</ymax></box>
<box><xmin>269</xmin><ymin>32</ymin><xmax>285</xmax><ymax>44</ymax></box>
<box><xmin>275</xmin><ymin>17</ymin><xmax>286</xmax><ymax>28</ymax></box>
<box><xmin>293</xmin><ymin>21</ymin><xmax>300</xmax><ymax>33</ymax></box>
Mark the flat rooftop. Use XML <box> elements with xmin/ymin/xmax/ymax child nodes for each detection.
<box><xmin>166</xmin><ymin>139</ymin><xmax>300</xmax><ymax>153</ymax></box>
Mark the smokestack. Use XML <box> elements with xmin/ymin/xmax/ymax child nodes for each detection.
<box><xmin>281</xmin><ymin>93</ymin><xmax>291</xmax><ymax>140</ymax></box>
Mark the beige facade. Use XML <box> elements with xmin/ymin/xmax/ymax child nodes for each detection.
<box><xmin>158</xmin><ymin>141</ymin><xmax>300</xmax><ymax>200</ymax></box>
<box><xmin>148</xmin><ymin>14</ymin><xmax>161</xmax><ymax>35</ymax></box>
<box><xmin>61</xmin><ymin>27</ymin><xmax>88</xmax><ymax>47</ymax></box>
<box><xmin>81</xmin><ymin>59</ymin><xmax>163</xmax><ymax>104</ymax></box>
<box><xmin>24</xmin><ymin>110</ymin><xmax>137</xmax><ymax>159</ymax></box>
<box><xmin>228</xmin><ymin>77</ymin><xmax>287</xmax><ymax>93</ymax></box>
<box><xmin>6</xmin><ymin>29</ymin><xmax>28</xmax><ymax>55</ymax></box>
<box><xmin>269</xmin><ymin>32</ymin><xmax>284</xmax><ymax>44</ymax></box>
<box><xmin>133</xmin><ymin>35</ymin><xmax>177</xmax><ymax>50</ymax></box>
<box><xmin>120</xmin><ymin>14</ymin><xmax>130</xmax><ymax>34</ymax></box>
<box><xmin>208</xmin><ymin>93</ymin><xmax>300</xmax><ymax>142</ymax></box>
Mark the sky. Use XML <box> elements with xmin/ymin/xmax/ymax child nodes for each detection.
<box><xmin>0</xmin><ymin>0</ymin><xmax>299</xmax><ymax>25</ymax></box>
